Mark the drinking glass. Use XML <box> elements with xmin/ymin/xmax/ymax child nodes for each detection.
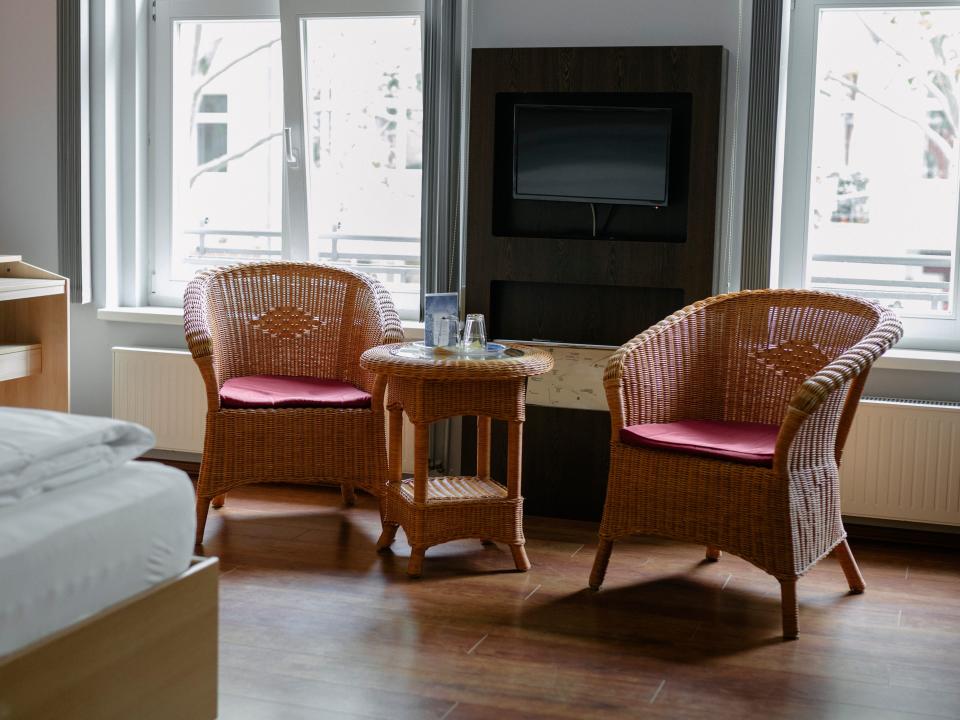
<box><xmin>461</xmin><ymin>314</ymin><xmax>487</xmax><ymax>351</ymax></box>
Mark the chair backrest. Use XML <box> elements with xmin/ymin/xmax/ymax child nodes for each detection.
<box><xmin>199</xmin><ymin>262</ymin><xmax>398</xmax><ymax>389</ymax></box>
<box><xmin>697</xmin><ymin>290</ymin><xmax>884</xmax><ymax>425</ymax></box>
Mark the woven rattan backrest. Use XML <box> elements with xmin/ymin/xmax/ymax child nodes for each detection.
<box><xmin>202</xmin><ymin>262</ymin><xmax>394</xmax><ymax>389</ymax></box>
<box><xmin>704</xmin><ymin>291</ymin><xmax>881</xmax><ymax>425</ymax></box>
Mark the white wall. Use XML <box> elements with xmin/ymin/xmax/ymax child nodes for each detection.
<box><xmin>471</xmin><ymin>0</ymin><xmax>752</xmax><ymax>292</ymax></box>
<box><xmin>0</xmin><ymin>0</ymin><xmax>59</xmax><ymax>272</ymax></box>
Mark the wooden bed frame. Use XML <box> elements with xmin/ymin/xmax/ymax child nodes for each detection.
<box><xmin>0</xmin><ymin>556</ymin><xmax>219</xmax><ymax>720</ymax></box>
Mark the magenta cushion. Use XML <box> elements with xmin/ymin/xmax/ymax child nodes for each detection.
<box><xmin>220</xmin><ymin>375</ymin><xmax>372</xmax><ymax>410</ymax></box>
<box><xmin>619</xmin><ymin>419</ymin><xmax>779</xmax><ymax>467</ymax></box>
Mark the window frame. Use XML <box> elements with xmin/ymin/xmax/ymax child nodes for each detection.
<box><xmin>278</xmin><ymin>0</ymin><xmax>426</xmax><ymax>319</ymax></box>
<box><xmin>150</xmin><ymin>0</ymin><xmax>425</xmax><ymax>318</ymax></box>
<box><xmin>150</xmin><ymin>0</ymin><xmax>282</xmax><ymax>306</ymax></box>
<box><xmin>778</xmin><ymin>0</ymin><xmax>960</xmax><ymax>351</ymax></box>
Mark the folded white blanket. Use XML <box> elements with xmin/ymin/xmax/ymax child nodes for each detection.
<box><xmin>0</xmin><ymin>408</ymin><xmax>155</xmax><ymax>506</ymax></box>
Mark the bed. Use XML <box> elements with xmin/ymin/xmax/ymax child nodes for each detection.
<box><xmin>0</xmin><ymin>409</ymin><xmax>218</xmax><ymax>720</ymax></box>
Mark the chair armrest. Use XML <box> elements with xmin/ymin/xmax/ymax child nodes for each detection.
<box><xmin>604</xmin><ymin>297</ymin><xmax>716</xmax><ymax>439</ymax></box>
<box><xmin>183</xmin><ymin>271</ymin><xmax>213</xmax><ymax>361</ymax></box>
<box><xmin>773</xmin><ymin>307</ymin><xmax>902</xmax><ymax>475</ymax></box>
<box><xmin>183</xmin><ymin>271</ymin><xmax>221</xmax><ymax>413</ymax></box>
<box><xmin>352</xmin><ymin>277</ymin><xmax>404</xmax><ymax>393</ymax></box>
<box><xmin>366</xmin><ymin>275</ymin><xmax>404</xmax><ymax>346</ymax></box>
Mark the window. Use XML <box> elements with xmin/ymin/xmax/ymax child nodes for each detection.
<box><xmin>779</xmin><ymin>1</ymin><xmax>960</xmax><ymax>350</ymax></box>
<box><xmin>151</xmin><ymin>0</ymin><xmax>424</xmax><ymax>319</ymax></box>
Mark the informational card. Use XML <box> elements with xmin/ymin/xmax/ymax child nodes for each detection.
<box><xmin>423</xmin><ymin>292</ymin><xmax>459</xmax><ymax>347</ymax></box>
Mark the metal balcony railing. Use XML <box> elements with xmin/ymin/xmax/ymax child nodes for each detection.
<box><xmin>809</xmin><ymin>251</ymin><xmax>952</xmax><ymax>307</ymax></box>
<box><xmin>184</xmin><ymin>228</ymin><xmax>420</xmax><ymax>283</ymax></box>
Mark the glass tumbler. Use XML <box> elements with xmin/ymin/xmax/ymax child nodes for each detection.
<box><xmin>462</xmin><ymin>313</ymin><xmax>487</xmax><ymax>351</ymax></box>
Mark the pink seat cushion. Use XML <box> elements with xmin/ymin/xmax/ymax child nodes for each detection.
<box><xmin>619</xmin><ymin>419</ymin><xmax>779</xmax><ymax>467</ymax></box>
<box><xmin>220</xmin><ymin>375</ymin><xmax>372</xmax><ymax>410</ymax></box>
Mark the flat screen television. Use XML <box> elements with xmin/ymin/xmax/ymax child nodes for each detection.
<box><xmin>512</xmin><ymin>104</ymin><xmax>672</xmax><ymax>206</ymax></box>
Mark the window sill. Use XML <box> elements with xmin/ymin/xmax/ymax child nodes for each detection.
<box><xmin>97</xmin><ymin>306</ymin><xmax>185</xmax><ymax>325</ymax></box>
<box><xmin>873</xmin><ymin>348</ymin><xmax>960</xmax><ymax>374</ymax></box>
<box><xmin>97</xmin><ymin>306</ymin><xmax>425</xmax><ymax>338</ymax></box>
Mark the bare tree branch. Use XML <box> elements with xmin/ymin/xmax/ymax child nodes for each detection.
<box><xmin>857</xmin><ymin>14</ymin><xmax>958</xmax><ymax>131</ymax></box>
<box><xmin>824</xmin><ymin>72</ymin><xmax>955</xmax><ymax>158</ymax></box>
<box><xmin>189</xmin><ymin>130</ymin><xmax>283</xmax><ymax>186</ymax></box>
<box><xmin>192</xmin><ymin>37</ymin><xmax>280</xmax><ymax>103</ymax></box>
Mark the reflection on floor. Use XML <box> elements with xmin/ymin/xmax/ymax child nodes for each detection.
<box><xmin>199</xmin><ymin>484</ymin><xmax>960</xmax><ymax>719</ymax></box>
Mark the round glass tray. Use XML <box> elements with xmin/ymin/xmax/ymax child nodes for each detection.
<box><xmin>390</xmin><ymin>341</ymin><xmax>523</xmax><ymax>360</ymax></box>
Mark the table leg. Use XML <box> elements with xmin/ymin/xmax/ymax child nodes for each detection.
<box><xmin>405</xmin><ymin>423</ymin><xmax>431</xmax><ymax>575</ymax></box>
<box><xmin>507</xmin><ymin>420</ymin><xmax>523</xmax><ymax>498</ymax></box>
<box><xmin>507</xmin><ymin>420</ymin><xmax>529</xmax><ymax>571</ymax></box>
<box><xmin>377</xmin><ymin>404</ymin><xmax>404</xmax><ymax>537</ymax></box>
<box><xmin>414</xmin><ymin>421</ymin><xmax>428</xmax><ymax>505</ymax></box>
<box><xmin>477</xmin><ymin>416</ymin><xmax>491</xmax><ymax>479</ymax></box>
<box><xmin>388</xmin><ymin>406</ymin><xmax>403</xmax><ymax>486</ymax></box>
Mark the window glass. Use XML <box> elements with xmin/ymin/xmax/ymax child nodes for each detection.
<box><xmin>805</xmin><ymin>8</ymin><xmax>960</xmax><ymax>318</ymax></box>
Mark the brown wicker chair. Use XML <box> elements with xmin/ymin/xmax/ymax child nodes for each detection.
<box><xmin>184</xmin><ymin>261</ymin><xmax>403</xmax><ymax>546</ymax></box>
<box><xmin>588</xmin><ymin>289</ymin><xmax>902</xmax><ymax>639</ymax></box>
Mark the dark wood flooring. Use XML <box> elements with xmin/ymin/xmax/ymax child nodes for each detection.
<box><xmin>198</xmin><ymin>485</ymin><xmax>960</xmax><ymax>720</ymax></box>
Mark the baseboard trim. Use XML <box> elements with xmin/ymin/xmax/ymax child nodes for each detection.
<box><xmin>845</xmin><ymin>517</ymin><xmax>960</xmax><ymax>549</ymax></box>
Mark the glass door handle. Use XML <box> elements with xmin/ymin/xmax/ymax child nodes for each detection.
<box><xmin>283</xmin><ymin>127</ymin><xmax>299</xmax><ymax>166</ymax></box>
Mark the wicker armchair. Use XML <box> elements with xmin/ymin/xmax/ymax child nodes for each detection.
<box><xmin>589</xmin><ymin>289</ymin><xmax>902</xmax><ymax>639</ymax></box>
<box><xmin>184</xmin><ymin>261</ymin><xmax>403</xmax><ymax>546</ymax></box>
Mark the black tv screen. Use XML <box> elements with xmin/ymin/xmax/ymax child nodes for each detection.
<box><xmin>513</xmin><ymin>104</ymin><xmax>672</xmax><ymax>206</ymax></box>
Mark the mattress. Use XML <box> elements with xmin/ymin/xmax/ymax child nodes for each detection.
<box><xmin>0</xmin><ymin>461</ymin><xmax>195</xmax><ymax>656</ymax></box>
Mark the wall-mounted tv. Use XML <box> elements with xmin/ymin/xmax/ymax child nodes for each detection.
<box><xmin>512</xmin><ymin>104</ymin><xmax>672</xmax><ymax>207</ymax></box>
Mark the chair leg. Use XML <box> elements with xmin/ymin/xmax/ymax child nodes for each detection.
<box><xmin>408</xmin><ymin>546</ymin><xmax>426</xmax><ymax>578</ymax></box>
<box><xmin>589</xmin><ymin>539</ymin><xmax>614</xmax><ymax>591</ymax></box>
<box><xmin>377</xmin><ymin>522</ymin><xmax>399</xmax><ymax>552</ymax></box>
<box><xmin>833</xmin><ymin>539</ymin><xmax>866</xmax><ymax>594</ymax></box>
<box><xmin>341</xmin><ymin>483</ymin><xmax>356</xmax><ymax>507</ymax></box>
<box><xmin>211</xmin><ymin>493</ymin><xmax>226</xmax><ymax>509</ymax></box>
<box><xmin>195</xmin><ymin>497</ymin><xmax>211</xmax><ymax>547</ymax></box>
<box><xmin>705</xmin><ymin>545</ymin><xmax>722</xmax><ymax>561</ymax></box>
<box><xmin>780</xmin><ymin>579</ymin><xmax>799</xmax><ymax>640</ymax></box>
<box><xmin>510</xmin><ymin>544</ymin><xmax>531</xmax><ymax>572</ymax></box>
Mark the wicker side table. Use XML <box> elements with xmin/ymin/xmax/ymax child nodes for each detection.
<box><xmin>359</xmin><ymin>343</ymin><xmax>554</xmax><ymax>577</ymax></box>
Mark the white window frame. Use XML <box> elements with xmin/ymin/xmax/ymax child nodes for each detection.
<box><xmin>150</xmin><ymin>0</ymin><xmax>282</xmax><ymax>306</ymax></box>
<box><xmin>278</xmin><ymin>0</ymin><xmax>425</xmax><ymax>319</ymax></box>
<box><xmin>149</xmin><ymin>0</ymin><xmax>425</xmax><ymax>316</ymax></box>
<box><xmin>778</xmin><ymin>0</ymin><xmax>960</xmax><ymax>351</ymax></box>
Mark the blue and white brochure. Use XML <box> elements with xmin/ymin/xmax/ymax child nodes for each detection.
<box><xmin>423</xmin><ymin>292</ymin><xmax>459</xmax><ymax>347</ymax></box>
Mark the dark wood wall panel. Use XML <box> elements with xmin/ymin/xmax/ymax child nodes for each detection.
<box><xmin>491</xmin><ymin>281</ymin><xmax>684</xmax><ymax>347</ymax></box>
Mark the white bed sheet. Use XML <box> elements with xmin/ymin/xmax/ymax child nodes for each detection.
<box><xmin>0</xmin><ymin>461</ymin><xmax>196</xmax><ymax>656</ymax></box>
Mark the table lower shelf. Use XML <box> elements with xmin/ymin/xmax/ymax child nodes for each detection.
<box><xmin>396</xmin><ymin>475</ymin><xmax>508</xmax><ymax>504</ymax></box>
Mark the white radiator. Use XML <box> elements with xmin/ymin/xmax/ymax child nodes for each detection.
<box><xmin>841</xmin><ymin>398</ymin><xmax>960</xmax><ymax>526</ymax></box>
<box><xmin>111</xmin><ymin>346</ymin><xmax>417</xmax><ymax>469</ymax></box>
<box><xmin>112</xmin><ymin>347</ymin><xmax>206</xmax><ymax>453</ymax></box>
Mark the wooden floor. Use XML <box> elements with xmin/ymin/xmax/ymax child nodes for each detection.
<box><xmin>199</xmin><ymin>485</ymin><xmax>960</xmax><ymax>720</ymax></box>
